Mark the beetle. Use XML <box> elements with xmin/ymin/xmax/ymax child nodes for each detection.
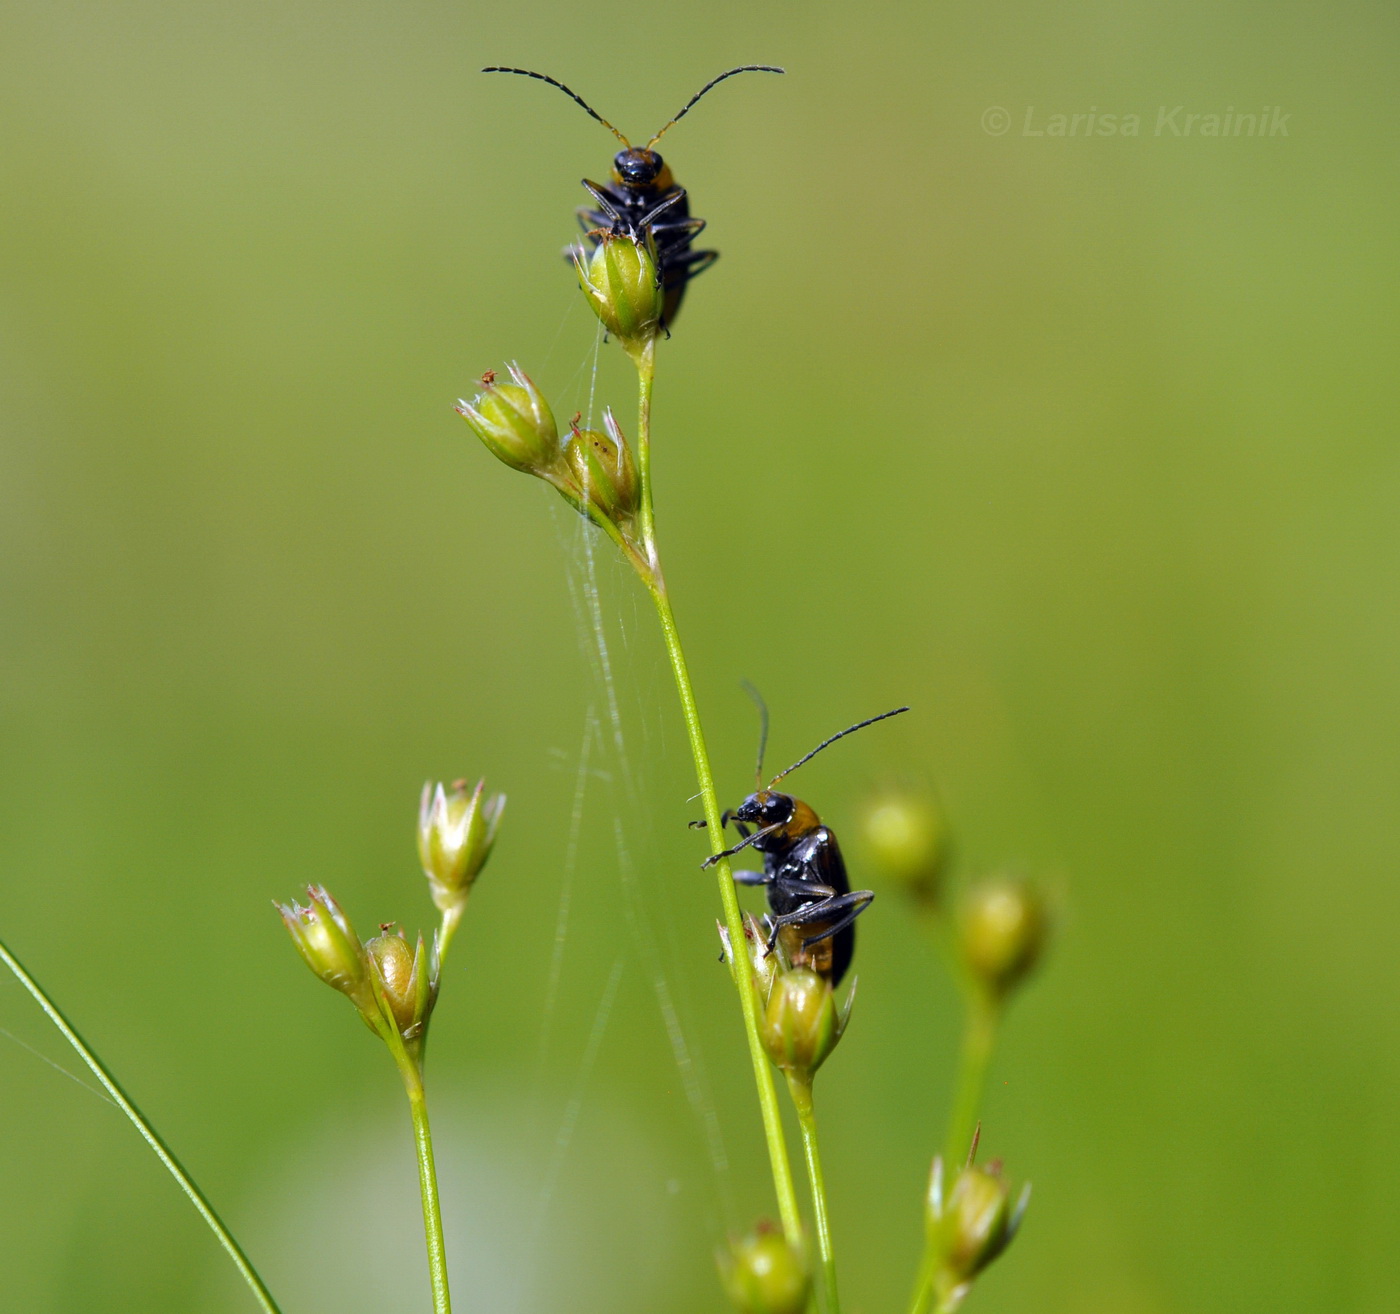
<box><xmin>695</xmin><ymin>698</ymin><xmax>909</xmax><ymax>985</ymax></box>
<box><xmin>481</xmin><ymin>65</ymin><xmax>783</xmax><ymax>328</ymax></box>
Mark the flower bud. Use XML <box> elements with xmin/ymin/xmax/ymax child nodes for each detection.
<box><xmin>574</xmin><ymin>233</ymin><xmax>663</xmax><ymax>355</ymax></box>
<box><xmin>564</xmin><ymin>410</ymin><xmax>639</xmax><ymax>525</ymax></box>
<box><xmin>275</xmin><ymin>885</ymin><xmax>375</xmax><ymax>1019</ymax></box>
<box><xmin>760</xmin><ymin>966</ymin><xmax>852</xmax><ymax>1081</ymax></box>
<box><xmin>456</xmin><ymin>363</ymin><xmax>562</xmax><ymax>477</ymax></box>
<box><xmin>926</xmin><ymin>1156</ymin><xmax>1030</xmax><ymax>1308</ymax></box>
<box><xmin>861</xmin><ymin>787</ymin><xmax>948</xmax><ymax>903</ymax></box>
<box><xmin>719</xmin><ymin>1224</ymin><xmax>809</xmax><ymax>1314</ymax></box>
<box><xmin>957</xmin><ymin>877</ymin><xmax>1048</xmax><ymax>1000</ymax></box>
<box><xmin>418</xmin><ymin>778</ymin><xmax>505</xmax><ymax>915</ymax></box>
<box><xmin>366</xmin><ymin>926</ymin><xmax>440</xmax><ymax>1047</ymax></box>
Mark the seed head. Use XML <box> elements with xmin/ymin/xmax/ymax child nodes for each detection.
<box><xmin>366</xmin><ymin>925</ymin><xmax>440</xmax><ymax>1050</ymax></box>
<box><xmin>563</xmin><ymin>409</ymin><xmax>639</xmax><ymax>526</ymax></box>
<box><xmin>456</xmin><ymin>363</ymin><xmax>562</xmax><ymax>478</ymax></box>
<box><xmin>719</xmin><ymin>1224</ymin><xmax>809</xmax><ymax>1314</ymax></box>
<box><xmin>957</xmin><ymin>876</ymin><xmax>1049</xmax><ymax>1001</ymax></box>
<box><xmin>861</xmin><ymin>786</ymin><xmax>948</xmax><ymax>903</ymax></box>
<box><xmin>926</xmin><ymin>1155</ymin><xmax>1030</xmax><ymax>1310</ymax></box>
<box><xmin>275</xmin><ymin>885</ymin><xmax>376</xmax><ymax>1021</ymax></box>
<box><xmin>574</xmin><ymin>233</ymin><xmax>663</xmax><ymax>357</ymax></box>
<box><xmin>760</xmin><ymin>965</ymin><xmax>853</xmax><ymax>1082</ymax></box>
<box><xmin>418</xmin><ymin>778</ymin><xmax>505</xmax><ymax>915</ymax></box>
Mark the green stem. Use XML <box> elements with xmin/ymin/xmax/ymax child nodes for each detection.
<box><xmin>908</xmin><ymin>1249</ymin><xmax>938</xmax><ymax>1314</ymax></box>
<box><xmin>438</xmin><ymin>902</ymin><xmax>465</xmax><ymax>965</ymax></box>
<box><xmin>944</xmin><ymin>990</ymin><xmax>1000</xmax><ymax>1169</ymax></box>
<box><xmin>402</xmin><ymin>1067</ymin><xmax>452</xmax><ymax>1314</ymax></box>
<box><xmin>787</xmin><ymin>1075</ymin><xmax>840</xmax><ymax>1314</ymax></box>
<box><xmin>631</xmin><ymin>338</ymin><xmax>658</xmax><ymax>563</ymax></box>
<box><xmin>628</xmin><ymin>341</ymin><xmax>803</xmax><ymax>1244</ymax></box>
<box><xmin>0</xmin><ymin>938</ymin><xmax>281</xmax><ymax>1314</ymax></box>
<box><xmin>906</xmin><ymin>990</ymin><xmax>1002</xmax><ymax>1314</ymax></box>
<box><xmin>372</xmin><ymin>964</ymin><xmax>453</xmax><ymax>1314</ymax></box>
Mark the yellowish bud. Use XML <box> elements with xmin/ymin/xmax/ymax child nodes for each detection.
<box><xmin>719</xmin><ymin>1225</ymin><xmax>809</xmax><ymax>1314</ymax></box>
<box><xmin>926</xmin><ymin>1156</ymin><xmax>1030</xmax><ymax>1310</ymax></box>
<box><xmin>861</xmin><ymin>787</ymin><xmax>948</xmax><ymax>902</ymax></box>
<box><xmin>574</xmin><ymin>233</ymin><xmax>662</xmax><ymax>355</ymax></box>
<box><xmin>563</xmin><ymin>410</ymin><xmax>639</xmax><ymax>526</ymax></box>
<box><xmin>456</xmin><ymin>364</ymin><xmax>562</xmax><ymax>477</ymax></box>
<box><xmin>275</xmin><ymin>885</ymin><xmax>375</xmax><ymax>1020</ymax></box>
<box><xmin>366</xmin><ymin>926</ymin><xmax>439</xmax><ymax>1048</ymax></box>
<box><xmin>418</xmin><ymin>778</ymin><xmax>505</xmax><ymax>914</ymax></box>
<box><xmin>760</xmin><ymin>966</ymin><xmax>852</xmax><ymax>1081</ymax></box>
<box><xmin>957</xmin><ymin>877</ymin><xmax>1048</xmax><ymax>1000</ymax></box>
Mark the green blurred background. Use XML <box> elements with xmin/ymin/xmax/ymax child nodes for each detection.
<box><xmin>3</xmin><ymin>1</ymin><xmax>1398</xmax><ymax>1310</ymax></box>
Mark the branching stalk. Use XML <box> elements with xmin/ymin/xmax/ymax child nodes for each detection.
<box><xmin>373</xmin><ymin>973</ymin><xmax>453</xmax><ymax>1314</ymax></box>
<box><xmin>0</xmin><ymin>937</ymin><xmax>282</xmax><ymax>1314</ymax></box>
<box><xmin>906</xmin><ymin>988</ymin><xmax>1003</xmax><ymax>1314</ymax></box>
<box><xmin>944</xmin><ymin>991</ymin><xmax>1000</xmax><ymax>1169</ymax></box>
<box><xmin>628</xmin><ymin>341</ymin><xmax>804</xmax><ymax>1244</ymax></box>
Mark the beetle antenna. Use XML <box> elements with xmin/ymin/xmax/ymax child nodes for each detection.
<box><xmin>769</xmin><ymin>705</ymin><xmax>910</xmax><ymax>786</ymax></box>
<box><xmin>645</xmin><ymin>65</ymin><xmax>785</xmax><ymax>149</ymax></box>
<box><xmin>740</xmin><ymin>679</ymin><xmax>770</xmax><ymax>788</ymax></box>
<box><xmin>482</xmin><ymin>67</ymin><xmax>630</xmax><ymax>147</ymax></box>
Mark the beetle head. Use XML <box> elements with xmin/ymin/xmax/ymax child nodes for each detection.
<box><xmin>734</xmin><ymin>790</ymin><xmax>796</xmax><ymax>829</ymax></box>
<box><xmin>614</xmin><ymin>148</ymin><xmax>664</xmax><ymax>185</ymax></box>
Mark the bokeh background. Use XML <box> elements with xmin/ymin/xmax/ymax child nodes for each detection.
<box><xmin>3</xmin><ymin>2</ymin><xmax>1398</xmax><ymax>1310</ymax></box>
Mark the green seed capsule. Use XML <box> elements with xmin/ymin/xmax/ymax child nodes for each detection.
<box><xmin>926</xmin><ymin>1156</ymin><xmax>1030</xmax><ymax>1306</ymax></box>
<box><xmin>760</xmin><ymin>966</ymin><xmax>850</xmax><ymax>1080</ymax></box>
<box><xmin>861</xmin><ymin>787</ymin><xmax>948</xmax><ymax>901</ymax></box>
<box><xmin>574</xmin><ymin>233</ymin><xmax>663</xmax><ymax>355</ymax></box>
<box><xmin>720</xmin><ymin>1225</ymin><xmax>809</xmax><ymax>1314</ymax></box>
<box><xmin>564</xmin><ymin>410</ymin><xmax>639</xmax><ymax>524</ymax></box>
<box><xmin>418</xmin><ymin>778</ymin><xmax>505</xmax><ymax>915</ymax></box>
<box><xmin>275</xmin><ymin>885</ymin><xmax>376</xmax><ymax>1021</ymax></box>
<box><xmin>366</xmin><ymin>927</ymin><xmax>440</xmax><ymax>1046</ymax></box>
<box><xmin>957</xmin><ymin>877</ymin><xmax>1048</xmax><ymax>1000</ymax></box>
<box><xmin>456</xmin><ymin>363</ymin><xmax>562</xmax><ymax>477</ymax></box>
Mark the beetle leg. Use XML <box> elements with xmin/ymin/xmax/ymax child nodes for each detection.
<box><xmin>690</xmin><ymin>812</ymin><xmax>749</xmax><ymax>835</ymax></box>
<box><xmin>639</xmin><ymin>188</ymin><xmax>686</xmax><ymax>229</ymax></box>
<box><xmin>581</xmin><ymin>179</ymin><xmax>622</xmax><ymax>232</ymax></box>
<box><xmin>576</xmin><ymin>205</ymin><xmax>611</xmax><ymax>235</ymax></box>
<box><xmin>649</xmin><ymin>216</ymin><xmax>707</xmax><ymax>238</ymax></box>
<box><xmin>668</xmin><ymin>250</ymin><xmax>719</xmax><ymax>284</ymax></box>
<box><xmin>700</xmin><ymin>823</ymin><xmax>781</xmax><ymax>868</ymax></box>
<box><xmin>763</xmin><ymin>889</ymin><xmax>874</xmax><ymax>952</ymax></box>
<box><xmin>798</xmin><ymin>891</ymin><xmax>874</xmax><ymax>951</ymax></box>
<box><xmin>731</xmin><ymin>868</ymin><xmax>770</xmax><ymax>887</ymax></box>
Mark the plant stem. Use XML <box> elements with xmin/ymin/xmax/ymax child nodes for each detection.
<box><xmin>399</xmin><ymin>1062</ymin><xmax>452</xmax><ymax>1314</ymax></box>
<box><xmin>944</xmin><ymin>990</ymin><xmax>1000</xmax><ymax>1169</ymax></box>
<box><xmin>907</xmin><ymin>1248</ymin><xmax>938</xmax><ymax>1314</ymax></box>
<box><xmin>628</xmin><ymin>342</ymin><xmax>803</xmax><ymax>1244</ymax></box>
<box><xmin>787</xmin><ymin>1075</ymin><xmax>840</xmax><ymax>1314</ymax></box>
<box><xmin>438</xmin><ymin>902</ymin><xmax>465</xmax><ymax>964</ymax></box>
<box><xmin>906</xmin><ymin>989</ymin><xmax>1003</xmax><ymax>1314</ymax></box>
<box><xmin>0</xmin><ymin>938</ymin><xmax>282</xmax><ymax>1314</ymax></box>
